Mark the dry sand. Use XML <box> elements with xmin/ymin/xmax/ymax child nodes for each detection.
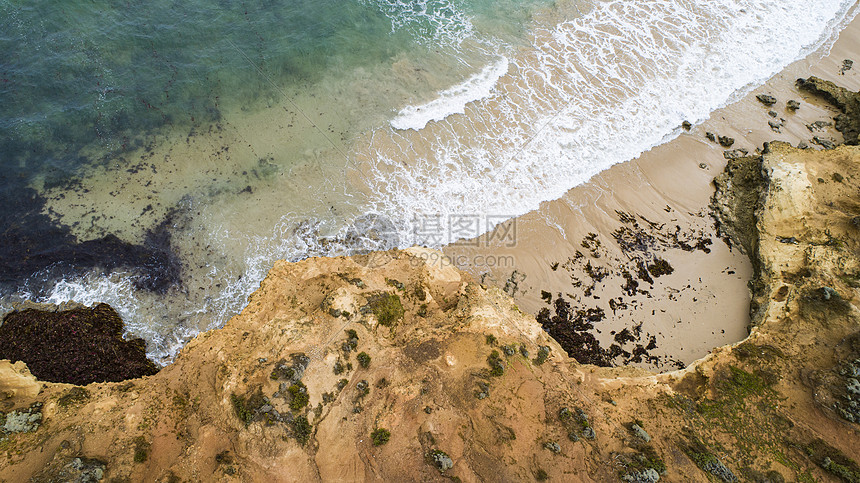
<box><xmin>445</xmin><ymin>13</ymin><xmax>860</xmax><ymax>371</ymax></box>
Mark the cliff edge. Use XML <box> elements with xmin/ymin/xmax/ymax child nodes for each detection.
<box><xmin>4</xmin><ymin>109</ymin><xmax>860</xmax><ymax>483</ymax></box>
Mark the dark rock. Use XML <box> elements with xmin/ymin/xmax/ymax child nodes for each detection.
<box><xmin>537</xmin><ymin>297</ymin><xmax>610</xmax><ymax>366</ymax></box>
<box><xmin>787</xmin><ymin>100</ymin><xmax>801</xmax><ymax>111</ymax></box>
<box><xmin>702</xmin><ymin>458</ymin><xmax>738</xmax><ymax>482</ymax></box>
<box><xmin>723</xmin><ymin>148</ymin><xmax>749</xmax><ymax>159</ymax></box>
<box><xmin>797</xmin><ymin>76</ymin><xmax>860</xmax><ymax>144</ymax></box>
<box><xmin>622</xmin><ymin>469</ymin><xmax>660</xmax><ymax>483</ymax></box>
<box><xmin>631</xmin><ymin>423</ymin><xmax>651</xmax><ymax>442</ymax></box>
<box><xmin>807</xmin><ymin>120</ymin><xmax>832</xmax><ymax>132</ymax></box>
<box><xmin>756</xmin><ymin>94</ymin><xmax>777</xmax><ymax>106</ymax></box>
<box><xmin>519</xmin><ymin>344</ymin><xmax>530</xmax><ymax>358</ymax></box>
<box><xmin>718</xmin><ymin>135</ymin><xmax>735</xmax><ymax>148</ymax></box>
<box><xmin>682</xmin><ymin>121</ymin><xmax>692</xmax><ymax>131</ymax></box>
<box><xmin>430</xmin><ymin>450</ymin><xmax>453</xmax><ymax>471</ymax></box>
<box><xmin>768</xmin><ymin>111</ymin><xmax>778</xmax><ymax>118</ymax></box>
<box><xmin>706</xmin><ymin>132</ymin><xmax>717</xmax><ymax>142</ymax></box>
<box><xmin>582</xmin><ymin>426</ymin><xmax>596</xmax><ymax>440</ymax></box>
<box><xmin>813</xmin><ymin>136</ymin><xmax>836</xmax><ymax>150</ymax></box>
<box><xmin>544</xmin><ymin>441</ymin><xmax>561</xmax><ymax>453</ymax></box>
<box><xmin>841</xmin><ymin>59</ymin><xmax>854</xmax><ymax>75</ymax></box>
<box><xmin>798</xmin><ymin>141</ymin><xmax>809</xmax><ymax>149</ymax></box>
<box><xmin>0</xmin><ymin>303</ymin><xmax>158</xmax><ymax>385</ymax></box>
<box><xmin>768</xmin><ymin>120</ymin><xmax>783</xmax><ymax>132</ymax></box>
<box><xmin>0</xmin><ymin>189</ymin><xmax>183</xmax><ymax>296</ymax></box>
<box><xmin>820</xmin><ymin>286</ymin><xmax>839</xmax><ymax>301</ymax></box>
<box><xmin>475</xmin><ymin>381</ymin><xmax>490</xmax><ymax>400</ymax></box>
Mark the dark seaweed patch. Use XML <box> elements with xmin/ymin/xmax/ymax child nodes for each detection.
<box><xmin>0</xmin><ymin>303</ymin><xmax>159</xmax><ymax>384</ymax></box>
<box><xmin>0</xmin><ymin>186</ymin><xmax>182</xmax><ymax>294</ymax></box>
<box><xmin>537</xmin><ymin>296</ymin><xmax>612</xmax><ymax>366</ymax></box>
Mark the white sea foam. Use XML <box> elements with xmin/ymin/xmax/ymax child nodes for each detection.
<box><xmin>360</xmin><ymin>0</ymin><xmax>858</xmax><ymax>247</ymax></box>
<box><xmin>14</xmin><ymin>0</ymin><xmax>858</xmax><ymax>365</ymax></box>
<box><xmin>391</xmin><ymin>57</ymin><xmax>510</xmax><ymax>131</ymax></box>
<box><xmin>360</xmin><ymin>0</ymin><xmax>475</xmax><ymax>46</ymax></box>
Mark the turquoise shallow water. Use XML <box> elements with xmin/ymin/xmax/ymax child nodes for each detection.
<box><xmin>0</xmin><ymin>0</ymin><xmax>550</xmax><ymax>357</ymax></box>
<box><xmin>0</xmin><ymin>0</ymin><xmax>515</xmax><ymax>174</ymax></box>
<box><xmin>0</xmin><ymin>0</ymin><xmax>856</xmax><ymax>362</ymax></box>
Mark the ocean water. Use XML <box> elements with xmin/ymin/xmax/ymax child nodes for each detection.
<box><xmin>0</xmin><ymin>0</ymin><xmax>856</xmax><ymax>362</ymax></box>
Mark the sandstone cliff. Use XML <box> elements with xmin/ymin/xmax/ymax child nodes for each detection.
<box><xmin>4</xmin><ymin>102</ymin><xmax>860</xmax><ymax>483</ymax></box>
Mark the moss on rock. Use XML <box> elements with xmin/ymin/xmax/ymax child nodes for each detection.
<box><xmin>367</xmin><ymin>292</ymin><xmax>404</xmax><ymax>326</ymax></box>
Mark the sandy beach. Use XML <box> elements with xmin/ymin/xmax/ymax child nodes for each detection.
<box><xmin>445</xmin><ymin>10</ymin><xmax>860</xmax><ymax>370</ymax></box>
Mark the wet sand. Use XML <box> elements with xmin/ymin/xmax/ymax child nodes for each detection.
<box><xmin>446</xmin><ymin>13</ymin><xmax>860</xmax><ymax>371</ymax></box>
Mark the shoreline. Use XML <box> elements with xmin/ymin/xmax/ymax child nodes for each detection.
<box><xmin>445</xmin><ymin>10</ymin><xmax>860</xmax><ymax>371</ymax></box>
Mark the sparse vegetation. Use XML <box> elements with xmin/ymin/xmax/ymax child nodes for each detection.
<box><xmin>485</xmin><ymin>334</ymin><xmax>497</xmax><ymax>345</ymax></box>
<box><xmin>429</xmin><ymin>449</ymin><xmax>453</xmax><ymax>472</ymax></box>
<box><xmin>534</xmin><ymin>345</ymin><xmax>551</xmax><ymax>365</ymax></box>
<box><xmin>292</xmin><ymin>416</ymin><xmax>312</xmax><ymax>445</ymax></box>
<box><xmin>487</xmin><ymin>350</ymin><xmax>505</xmax><ymax>376</ymax></box>
<box><xmin>133</xmin><ymin>436</ymin><xmax>150</xmax><ymax>463</ymax></box>
<box><xmin>172</xmin><ymin>392</ymin><xmax>188</xmax><ymax>409</ymax></box>
<box><xmin>231</xmin><ymin>393</ymin><xmax>252</xmax><ymax>426</ymax></box>
<box><xmin>344</xmin><ymin>329</ymin><xmax>359</xmax><ymax>352</ymax></box>
<box><xmin>58</xmin><ymin>387</ymin><xmax>90</xmax><ymax>407</ymax></box>
<box><xmin>356</xmin><ymin>380</ymin><xmax>370</xmax><ymax>398</ymax></box>
<box><xmin>357</xmin><ymin>352</ymin><xmax>371</xmax><ymax>369</ymax></box>
<box><xmin>371</xmin><ymin>428</ymin><xmax>391</xmax><ymax>446</ymax></box>
<box><xmin>800</xmin><ymin>438</ymin><xmax>860</xmax><ymax>483</ymax></box>
<box><xmin>231</xmin><ymin>390</ymin><xmax>267</xmax><ymax>426</ymax></box>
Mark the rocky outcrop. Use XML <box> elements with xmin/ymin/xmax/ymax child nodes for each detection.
<box><xmin>2</xmin><ymin>176</ymin><xmax>860</xmax><ymax>482</ymax></box>
<box><xmin>0</xmin><ymin>303</ymin><xmax>158</xmax><ymax>385</ymax></box>
<box><xmin>797</xmin><ymin>76</ymin><xmax>860</xmax><ymax>144</ymax></box>
<box><xmin>4</xmin><ymin>84</ymin><xmax>860</xmax><ymax>483</ymax></box>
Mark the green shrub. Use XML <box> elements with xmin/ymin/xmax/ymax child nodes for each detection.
<box><xmin>488</xmin><ymin>350</ymin><xmax>505</xmax><ymax>377</ymax></box>
<box><xmin>231</xmin><ymin>393</ymin><xmax>253</xmax><ymax>426</ymax></box>
<box><xmin>133</xmin><ymin>436</ymin><xmax>150</xmax><ymax>463</ymax></box>
<box><xmin>58</xmin><ymin>387</ymin><xmax>90</xmax><ymax>407</ymax></box>
<box><xmin>371</xmin><ymin>428</ymin><xmax>391</xmax><ymax>446</ymax></box>
<box><xmin>288</xmin><ymin>381</ymin><xmax>309</xmax><ymax>411</ymax></box>
<box><xmin>368</xmin><ymin>293</ymin><xmax>405</xmax><ymax>326</ymax></box>
<box><xmin>292</xmin><ymin>416</ymin><xmax>312</xmax><ymax>445</ymax></box>
<box><xmin>357</xmin><ymin>352</ymin><xmax>371</xmax><ymax>369</ymax></box>
<box><xmin>534</xmin><ymin>346</ymin><xmax>551</xmax><ymax>365</ymax></box>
